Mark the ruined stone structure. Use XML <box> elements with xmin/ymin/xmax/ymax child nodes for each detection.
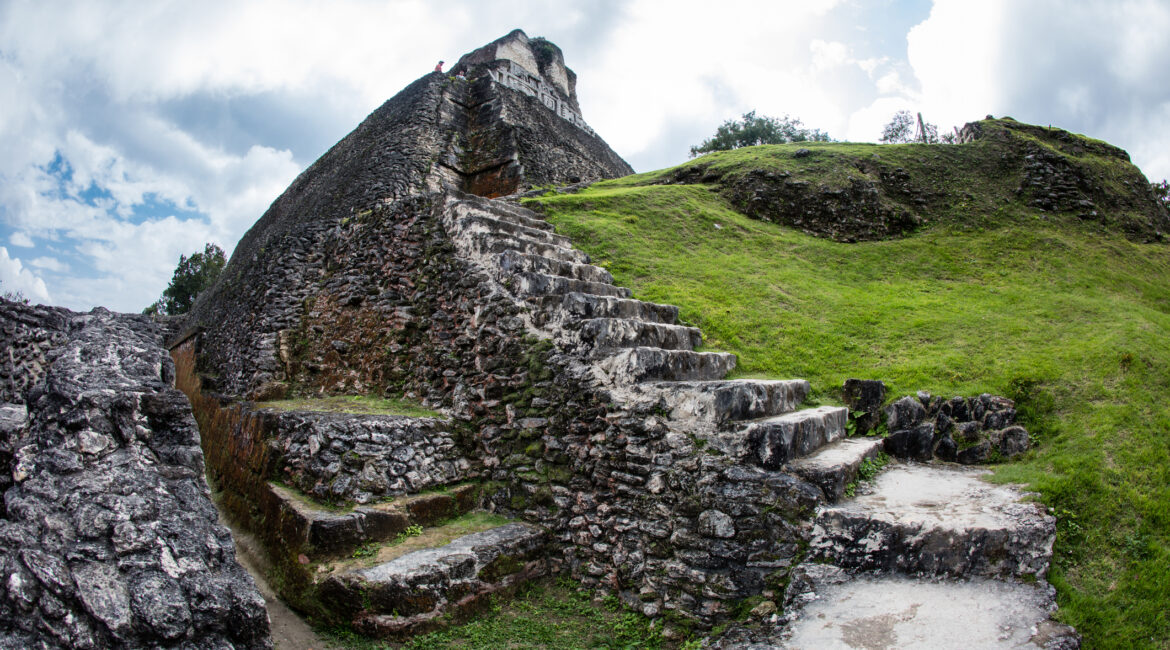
<box><xmin>0</xmin><ymin>29</ymin><xmax>1084</xmax><ymax>648</ymax></box>
<box><xmin>159</xmin><ymin>31</ymin><xmax>1081</xmax><ymax>647</ymax></box>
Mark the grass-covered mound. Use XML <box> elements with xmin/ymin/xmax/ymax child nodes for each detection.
<box><xmin>523</xmin><ymin>128</ymin><xmax>1170</xmax><ymax>648</ymax></box>
<box><xmin>594</xmin><ymin>117</ymin><xmax>1167</xmax><ymax>243</ymax></box>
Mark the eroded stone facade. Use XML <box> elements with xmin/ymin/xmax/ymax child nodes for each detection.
<box><xmin>0</xmin><ymin>301</ymin><xmax>271</xmax><ymax>649</ymax></box>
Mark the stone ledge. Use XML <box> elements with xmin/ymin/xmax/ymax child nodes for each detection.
<box><xmin>264</xmin><ymin>482</ymin><xmax>481</xmax><ymax>559</ymax></box>
<box><xmin>318</xmin><ymin>522</ymin><xmax>548</xmax><ymax>639</ymax></box>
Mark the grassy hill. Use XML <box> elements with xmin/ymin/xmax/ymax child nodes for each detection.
<box><xmin>523</xmin><ymin>121</ymin><xmax>1170</xmax><ymax>649</ymax></box>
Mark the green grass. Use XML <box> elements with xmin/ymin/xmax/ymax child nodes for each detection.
<box><xmin>254</xmin><ymin>394</ymin><xmax>443</xmax><ymax>418</ymax></box>
<box><xmin>525</xmin><ymin>168</ymin><xmax>1170</xmax><ymax>648</ymax></box>
<box><xmin>323</xmin><ymin>577</ymin><xmax>667</xmax><ymax>649</ymax></box>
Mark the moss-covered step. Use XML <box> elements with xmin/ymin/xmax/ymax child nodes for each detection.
<box><xmin>317</xmin><ymin>521</ymin><xmax>548</xmax><ymax>639</ymax></box>
<box><xmin>264</xmin><ymin>482</ymin><xmax>481</xmax><ymax>558</ymax></box>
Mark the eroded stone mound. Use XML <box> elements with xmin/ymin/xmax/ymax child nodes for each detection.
<box><xmin>0</xmin><ymin>300</ymin><xmax>271</xmax><ymax>649</ymax></box>
<box><xmin>185</xmin><ymin>29</ymin><xmax>631</xmax><ymax>400</ymax></box>
<box><xmin>664</xmin><ymin>117</ymin><xmax>1169</xmax><ymax>243</ymax></box>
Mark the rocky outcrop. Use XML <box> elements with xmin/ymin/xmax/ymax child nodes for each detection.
<box><xmin>0</xmin><ymin>300</ymin><xmax>270</xmax><ymax>649</ymax></box>
<box><xmin>715</xmin><ymin>166</ymin><xmax>921</xmax><ymax>241</ymax></box>
<box><xmin>883</xmin><ymin>392</ymin><xmax>1031</xmax><ymax>464</ymax></box>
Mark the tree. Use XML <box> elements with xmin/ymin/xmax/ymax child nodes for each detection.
<box><xmin>1152</xmin><ymin>179</ymin><xmax>1170</xmax><ymax>213</ymax></box>
<box><xmin>880</xmin><ymin>110</ymin><xmax>916</xmax><ymax>144</ymax></box>
<box><xmin>690</xmin><ymin>111</ymin><xmax>831</xmax><ymax>157</ymax></box>
<box><xmin>144</xmin><ymin>243</ymin><xmax>226</xmax><ymax>316</ymax></box>
<box><xmin>880</xmin><ymin>110</ymin><xmax>956</xmax><ymax>144</ymax></box>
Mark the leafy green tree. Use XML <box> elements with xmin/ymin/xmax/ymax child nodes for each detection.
<box><xmin>880</xmin><ymin>110</ymin><xmax>956</xmax><ymax>144</ymax></box>
<box><xmin>1152</xmin><ymin>179</ymin><xmax>1170</xmax><ymax>213</ymax></box>
<box><xmin>144</xmin><ymin>243</ymin><xmax>226</xmax><ymax>315</ymax></box>
<box><xmin>880</xmin><ymin>110</ymin><xmax>916</xmax><ymax>143</ymax></box>
<box><xmin>690</xmin><ymin>111</ymin><xmax>831</xmax><ymax>157</ymax></box>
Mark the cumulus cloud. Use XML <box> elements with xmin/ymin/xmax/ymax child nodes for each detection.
<box><xmin>0</xmin><ymin>248</ymin><xmax>51</xmax><ymax>303</ymax></box>
<box><xmin>9</xmin><ymin>232</ymin><xmax>34</xmax><ymax>248</ymax></box>
<box><xmin>28</xmin><ymin>257</ymin><xmax>67</xmax><ymax>272</ymax></box>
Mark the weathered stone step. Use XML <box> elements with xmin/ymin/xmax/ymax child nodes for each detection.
<box><xmin>449</xmin><ymin>197</ymin><xmax>556</xmax><ymax>232</ymax></box>
<box><xmin>788</xmin><ymin>437</ymin><xmax>885</xmax><ymax>503</ymax></box>
<box><xmin>739</xmin><ymin>406</ymin><xmax>848</xmax><ymax>469</ymax></box>
<box><xmin>780</xmin><ymin>563</ymin><xmax>1079</xmax><ymax>649</ymax></box>
<box><xmin>319</xmin><ymin>522</ymin><xmax>548</xmax><ymax>639</ymax></box>
<box><xmin>597</xmin><ymin>347</ymin><xmax>737</xmax><ymax>383</ymax></box>
<box><xmin>539</xmin><ymin>292</ymin><xmax>679</xmax><ymax>325</ymax></box>
<box><xmin>810</xmin><ymin>463</ymin><xmax>1056</xmax><ymax>578</ymax></box>
<box><xmin>456</xmin><ymin>230</ymin><xmax>585</xmax><ymax>265</ymax></box>
<box><xmin>263</xmin><ymin>482</ymin><xmax>480</xmax><ymax>558</ymax></box>
<box><xmin>510</xmin><ymin>270</ymin><xmax>631</xmax><ymax>299</ymax></box>
<box><xmin>578</xmin><ymin>318</ymin><xmax>701</xmax><ymax>352</ymax></box>
<box><xmin>496</xmin><ymin>249</ymin><xmax>613</xmax><ymax>284</ymax></box>
<box><xmin>455</xmin><ymin>213</ymin><xmax>573</xmax><ymax>248</ymax></box>
<box><xmin>633</xmin><ymin>379</ymin><xmax>810</xmax><ymax>427</ymax></box>
<box><xmin>463</xmin><ymin>230</ymin><xmax>589</xmax><ymax>265</ymax></box>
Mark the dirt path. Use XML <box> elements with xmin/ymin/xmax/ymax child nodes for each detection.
<box><xmin>221</xmin><ymin>514</ymin><xmax>330</xmax><ymax>650</ymax></box>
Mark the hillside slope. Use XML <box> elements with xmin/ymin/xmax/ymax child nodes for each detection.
<box><xmin>524</xmin><ymin>123</ymin><xmax>1170</xmax><ymax>648</ymax></box>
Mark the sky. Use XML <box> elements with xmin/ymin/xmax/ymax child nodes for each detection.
<box><xmin>2</xmin><ymin>0</ymin><xmax>1169</xmax><ymax>312</ymax></box>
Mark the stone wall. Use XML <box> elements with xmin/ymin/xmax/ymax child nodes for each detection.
<box><xmin>0</xmin><ymin>302</ymin><xmax>71</xmax><ymax>404</ymax></box>
<box><xmin>0</xmin><ymin>300</ymin><xmax>271</xmax><ymax>649</ymax></box>
<box><xmin>485</xmin><ymin>61</ymin><xmax>594</xmax><ymax>134</ymax></box>
<box><xmin>263</xmin><ymin>410</ymin><xmax>475</xmax><ymax>505</ymax></box>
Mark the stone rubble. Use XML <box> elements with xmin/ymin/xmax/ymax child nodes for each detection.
<box><xmin>0</xmin><ymin>300</ymin><xmax>271</xmax><ymax>649</ymax></box>
<box><xmin>883</xmin><ymin>391</ymin><xmax>1032</xmax><ymax>464</ymax></box>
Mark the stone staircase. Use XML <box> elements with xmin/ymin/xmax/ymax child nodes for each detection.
<box><xmin>261</xmin><ymin>479</ymin><xmax>548</xmax><ymax>639</ymax></box>
<box><xmin>768</xmin><ymin>461</ymin><xmax>1079</xmax><ymax>648</ymax></box>
<box><xmin>440</xmin><ymin>192</ymin><xmax>871</xmax><ymax>493</ymax></box>
<box><xmin>439</xmin><ymin>190</ymin><xmax>1079</xmax><ymax>647</ymax></box>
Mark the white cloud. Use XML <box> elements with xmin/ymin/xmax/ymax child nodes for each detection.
<box><xmin>28</xmin><ymin>257</ymin><xmax>67</xmax><ymax>272</ymax></box>
<box><xmin>9</xmin><ymin>232</ymin><xmax>34</xmax><ymax>247</ymax></box>
<box><xmin>901</xmin><ymin>0</ymin><xmax>1170</xmax><ymax>180</ymax></box>
<box><xmin>905</xmin><ymin>0</ymin><xmax>1007</xmax><ymax>131</ymax></box>
<box><xmin>811</xmin><ymin>40</ymin><xmax>850</xmax><ymax>71</ymax></box>
<box><xmin>583</xmin><ymin>0</ymin><xmax>849</xmax><ymax>167</ymax></box>
<box><xmin>0</xmin><ymin>247</ymin><xmax>51</xmax><ymax>303</ymax></box>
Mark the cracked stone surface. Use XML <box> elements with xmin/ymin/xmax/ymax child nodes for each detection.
<box><xmin>811</xmin><ymin>462</ymin><xmax>1055</xmax><ymax>578</ymax></box>
<box><xmin>780</xmin><ymin>564</ymin><xmax>1079</xmax><ymax>649</ymax></box>
<box><xmin>0</xmin><ymin>300</ymin><xmax>271</xmax><ymax>649</ymax></box>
